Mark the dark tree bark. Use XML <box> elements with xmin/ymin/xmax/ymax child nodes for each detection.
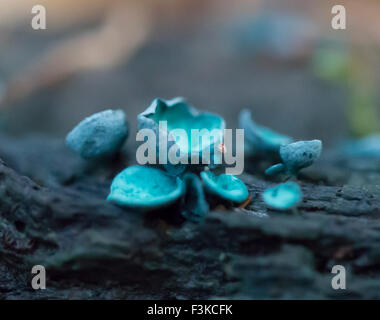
<box><xmin>1</xmin><ymin>135</ymin><xmax>380</xmax><ymax>299</ymax></box>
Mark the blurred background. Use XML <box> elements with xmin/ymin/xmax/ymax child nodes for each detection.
<box><xmin>0</xmin><ymin>0</ymin><xmax>379</xmax><ymax>149</ymax></box>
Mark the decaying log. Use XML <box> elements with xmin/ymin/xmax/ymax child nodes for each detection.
<box><xmin>1</xmin><ymin>135</ymin><xmax>380</xmax><ymax>299</ymax></box>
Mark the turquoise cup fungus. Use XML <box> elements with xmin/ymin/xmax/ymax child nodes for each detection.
<box><xmin>200</xmin><ymin>171</ymin><xmax>249</xmax><ymax>203</ymax></box>
<box><xmin>238</xmin><ymin>109</ymin><xmax>292</xmax><ymax>155</ymax></box>
<box><xmin>262</xmin><ymin>182</ymin><xmax>302</xmax><ymax>211</ymax></box>
<box><xmin>66</xmin><ymin>109</ymin><xmax>129</xmax><ymax>159</ymax></box>
<box><xmin>266</xmin><ymin>139</ymin><xmax>322</xmax><ymax>177</ymax></box>
<box><xmin>137</xmin><ymin>98</ymin><xmax>226</xmax><ymax>174</ymax></box>
<box><xmin>107</xmin><ymin>166</ymin><xmax>184</xmax><ymax>210</ymax></box>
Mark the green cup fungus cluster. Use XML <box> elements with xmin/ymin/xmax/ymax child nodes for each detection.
<box><xmin>66</xmin><ymin>98</ymin><xmax>249</xmax><ymax>222</ymax></box>
<box><xmin>239</xmin><ymin>109</ymin><xmax>322</xmax><ymax>211</ymax></box>
<box><xmin>66</xmin><ymin>99</ymin><xmax>322</xmax><ymax>217</ymax></box>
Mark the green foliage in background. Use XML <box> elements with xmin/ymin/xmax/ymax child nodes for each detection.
<box><xmin>312</xmin><ymin>39</ymin><xmax>380</xmax><ymax>137</ymax></box>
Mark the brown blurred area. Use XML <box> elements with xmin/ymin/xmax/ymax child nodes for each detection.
<box><xmin>0</xmin><ymin>0</ymin><xmax>379</xmax><ymax>147</ymax></box>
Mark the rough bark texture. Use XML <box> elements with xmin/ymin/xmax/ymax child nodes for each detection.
<box><xmin>1</xmin><ymin>135</ymin><xmax>380</xmax><ymax>299</ymax></box>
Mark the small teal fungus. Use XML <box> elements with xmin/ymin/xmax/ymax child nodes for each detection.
<box><xmin>262</xmin><ymin>182</ymin><xmax>302</xmax><ymax>211</ymax></box>
<box><xmin>280</xmin><ymin>140</ymin><xmax>322</xmax><ymax>172</ymax></box>
<box><xmin>181</xmin><ymin>173</ymin><xmax>209</xmax><ymax>222</ymax></box>
<box><xmin>137</xmin><ymin>97</ymin><xmax>225</xmax><ymax>172</ymax></box>
<box><xmin>238</xmin><ymin>109</ymin><xmax>292</xmax><ymax>155</ymax></box>
<box><xmin>266</xmin><ymin>139</ymin><xmax>322</xmax><ymax>177</ymax></box>
<box><xmin>66</xmin><ymin>109</ymin><xmax>129</xmax><ymax>159</ymax></box>
<box><xmin>107</xmin><ymin>166</ymin><xmax>184</xmax><ymax>210</ymax></box>
<box><xmin>200</xmin><ymin>171</ymin><xmax>249</xmax><ymax>203</ymax></box>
